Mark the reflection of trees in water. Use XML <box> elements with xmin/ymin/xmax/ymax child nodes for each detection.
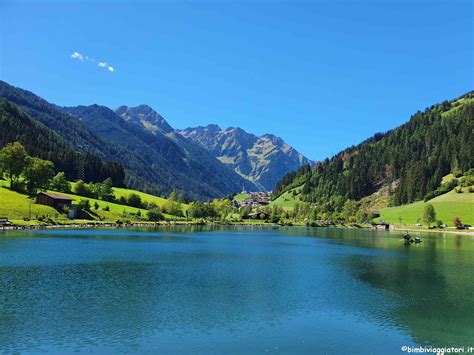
<box><xmin>343</xmin><ymin>237</ymin><xmax>474</xmax><ymax>347</ymax></box>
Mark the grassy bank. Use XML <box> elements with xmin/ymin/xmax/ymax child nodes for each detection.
<box><xmin>0</xmin><ymin>184</ymin><xmax>185</xmax><ymax>225</ymax></box>
<box><xmin>378</xmin><ymin>189</ymin><xmax>473</xmax><ymax>226</ymax></box>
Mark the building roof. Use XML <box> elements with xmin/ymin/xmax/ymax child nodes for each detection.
<box><xmin>38</xmin><ymin>192</ymin><xmax>74</xmax><ymax>201</ymax></box>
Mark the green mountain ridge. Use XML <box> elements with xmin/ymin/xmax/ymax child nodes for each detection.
<box><xmin>0</xmin><ymin>99</ymin><xmax>125</xmax><ymax>185</ymax></box>
<box><xmin>272</xmin><ymin>92</ymin><xmax>474</xmax><ymax>210</ymax></box>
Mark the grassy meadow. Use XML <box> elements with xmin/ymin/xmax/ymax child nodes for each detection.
<box><xmin>0</xmin><ymin>178</ymin><xmax>188</xmax><ymax>225</ymax></box>
<box><xmin>378</xmin><ymin>189</ymin><xmax>473</xmax><ymax>226</ymax></box>
<box><xmin>270</xmin><ymin>188</ymin><xmax>301</xmax><ymax>209</ymax></box>
<box><xmin>113</xmin><ymin>187</ymin><xmax>188</xmax><ymax>212</ymax></box>
<box><xmin>234</xmin><ymin>193</ymin><xmax>251</xmax><ymax>201</ymax></box>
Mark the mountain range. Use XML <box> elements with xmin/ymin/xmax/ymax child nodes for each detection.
<box><xmin>0</xmin><ymin>80</ymin><xmax>309</xmax><ymax>199</ymax></box>
<box><xmin>178</xmin><ymin>125</ymin><xmax>311</xmax><ymax>191</ymax></box>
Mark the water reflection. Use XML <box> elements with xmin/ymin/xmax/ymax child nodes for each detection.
<box><xmin>0</xmin><ymin>227</ymin><xmax>473</xmax><ymax>353</ymax></box>
<box><xmin>342</xmin><ymin>232</ymin><xmax>474</xmax><ymax>347</ymax></box>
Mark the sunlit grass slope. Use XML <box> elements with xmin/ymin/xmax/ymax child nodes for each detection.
<box><xmin>379</xmin><ymin>189</ymin><xmax>473</xmax><ymax>226</ymax></box>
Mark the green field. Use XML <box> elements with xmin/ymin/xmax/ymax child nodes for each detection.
<box><xmin>0</xmin><ymin>186</ymin><xmax>151</xmax><ymax>225</ymax></box>
<box><xmin>0</xmin><ymin>187</ymin><xmax>66</xmax><ymax>224</ymax></box>
<box><xmin>234</xmin><ymin>193</ymin><xmax>251</xmax><ymax>201</ymax></box>
<box><xmin>270</xmin><ymin>188</ymin><xmax>302</xmax><ymax>209</ymax></box>
<box><xmin>0</xmin><ymin>181</ymin><xmax>187</xmax><ymax>225</ymax></box>
<box><xmin>113</xmin><ymin>187</ymin><xmax>188</xmax><ymax>211</ymax></box>
<box><xmin>379</xmin><ymin>189</ymin><xmax>474</xmax><ymax>226</ymax></box>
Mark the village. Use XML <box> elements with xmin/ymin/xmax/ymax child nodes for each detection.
<box><xmin>234</xmin><ymin>192</ymin><xmax>271</xmax><ymax>208</ymax></box>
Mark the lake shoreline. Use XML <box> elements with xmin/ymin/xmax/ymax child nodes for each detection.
<box><xmin>1</xmin><ymin>221</ymin><xmax>472</xmax><ymax>236</ymax></box>
<box><xmin>390</xmin><ymin>225</ymin><xmax>474</xmax><ymax>235</ymax></box>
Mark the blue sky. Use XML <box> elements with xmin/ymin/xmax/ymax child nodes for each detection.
<box><xmin>1</xmin><ymin>0</ymin><xmax>472</xmax><ymax>160</ymax></box>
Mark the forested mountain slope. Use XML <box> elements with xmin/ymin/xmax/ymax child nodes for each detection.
<box><xmin>273</xmin><ymin>92</ymin><xmax>474</xmax><ymax>209</ymax></box>
<box><xmin>0</xmin><ymin>81</ymin><xmax>163</xmax><ymax>193</ymax></box>
<box><xmin>62</xmin><ymin>105</ymin><xmax>256</xmax><ymax>199</ymax></box>
<box><xmin>0</xmin><ymin>99</ymin><xmax>125</xmax><ymax>185</ymax></box>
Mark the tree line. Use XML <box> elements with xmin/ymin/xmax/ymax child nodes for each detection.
<box><xmin>273</xmin><ymin>92</ymin><xmax>474</xmax><ymax>212</ymax></box>
<box><xmin>0</xmin><ymin>99</ymin><xmax>125</xmax><ymax>186</ymax></box>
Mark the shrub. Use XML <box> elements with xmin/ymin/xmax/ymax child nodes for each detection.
<box><xmin>127</xmin><ymin>193</ymin><xmax>142</xmax><ymax>208</ymax></box>
<box><xmin>460</xmin><ymin>175</ymin><xmax>474</xmax><ymax>187</ymax></box>
<box><xmin>453</xmin><ymin>217</ymin><xmax>462</xmax><ymax>229</ymax></box>
<box><xmin>147</xmin><ymin>207</ymin><xmax>164</xmax><ymax>222</ymax></box>
<box><xmin>77</xmin><ymin>199</ymin><xmax>91</xmax><ymax>212</ymax></box>
<box><xmin>424</xmin><ymin>179</ymin><xmax>458</xmax><ymax>201</ymax></box>
<box><xmin>50</xmin><ymin>172</ymin><xmax>71</xmax><ymax>193</ymax></box>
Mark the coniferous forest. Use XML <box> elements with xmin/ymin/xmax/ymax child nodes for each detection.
<box><xmin>0</xmin><ymin>99</ymin><xmax>125</xmax><ymax>185</ymax></box>
<box><xmin>272</xmin><ymin>92</ymin><xmax>474</xmax><ymax>210</ymax></box>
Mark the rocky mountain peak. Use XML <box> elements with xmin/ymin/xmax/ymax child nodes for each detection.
<box><xmin>115</xmin><ymin>104</ymin><xmax>174</xmax><ymax>134</ymax></box>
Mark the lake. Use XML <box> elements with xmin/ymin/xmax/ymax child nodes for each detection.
<box><xmin>0</xmin><ymin>226</ymin><xmax>473</xmax><ymax>353</ymax></box>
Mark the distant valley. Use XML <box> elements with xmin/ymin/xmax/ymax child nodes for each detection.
<box><xmin>0</xmin><ymin>80</ymin><xmax>310</xmax><ymax>199</ymax></box>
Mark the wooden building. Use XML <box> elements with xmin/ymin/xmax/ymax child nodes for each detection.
<box><xmin>36</xmin><ymin>192</ymin><xmax>74</xmax><ymax>210</ymax></box>
<box><xmin>244</xmin><ymin>211</ymin><xmax>270</xmax><ymax>220</ymax></box>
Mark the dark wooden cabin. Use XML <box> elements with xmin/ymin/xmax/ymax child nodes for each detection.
<box><xmin>36</xmin><ymin>192</ymin><xmax>74</xmax><ymax>210</ymax></box>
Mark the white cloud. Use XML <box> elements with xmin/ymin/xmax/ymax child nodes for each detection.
<box><xmin>71</xmin><ymin>52</ymin><xmax>84</xmax><ymax>61</ymax></box>
<box><xmin>71</xmin><ymin>52</ymin><xmax>115</xmax><ymax>73</ymax></box>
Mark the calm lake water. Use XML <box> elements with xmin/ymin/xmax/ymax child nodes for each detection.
<box><xmin>1</xmin><ymin>226</ymin><xmax>473</xmax><ymax>354</ymax></box>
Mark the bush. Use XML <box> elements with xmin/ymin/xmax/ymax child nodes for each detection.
<box><xmin>103</xmin><ymin>205</ymin><xmax>110</xmax><ymax>211</ymax></box>
<box><xmin>465</xmin><ymin>168</ymin><xmax>474</xmax><ymax>177</ymax></box>
<box><xmin>453</xmin><ymin>217</ymin><xmax>462</xmax><ymax>229</ymax></box>
<box><xmin>77</xmin><ymin>199</ymin><xmax>91</xmax><ymax>212</ymax></box>
<box><xmin>127</xmin><ymin>193</ymin><xmax>142</xmax><ymax>208</ymax></box>
<box><xmin>147</xmin><ymin>207</ymin><xmax>164</xmax><ymax>222</ymax></box>
<box><xmin>460</xmin><ymin>175</ymin><xmax>474</xmax><ymax>187</ymax></box>
<box><xmin>74</xmin><ymin>180</ymin><xmax>94</xmax><ymax>197</ymax></box>
<box><xmin>424</xmin><ymin>179</ymin><xmax>458</xmax><ymax>201</ymax></box>
<box><xmin>50</xmin><ymin>172</ymin><xmax>71</xmax><ymax>193</ymax></box>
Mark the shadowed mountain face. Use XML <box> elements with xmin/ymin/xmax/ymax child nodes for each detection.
<box><xmin>62</xmin><ymin>104</ymin><xmax>257</xmax><ymax>199</ymax></box>
<box><xmin>0</xmin><ymin>80</ymin><xmax>311</xmax><ymax>196</ymax></box>
<box><xmin>115</xmin><ymin>105</ymin><xmax>174</xmax><ymax>134</ymax></box>
<box><xmin>178</xmin><ymin>125</ymin><xmax>311</xmax><ymax>191</ymax></box>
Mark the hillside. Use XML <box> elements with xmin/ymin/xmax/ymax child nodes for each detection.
<box><xmin>0</xmin><ymin>181</ymin><xmax>186</xmax><ymax>225</ymax></box>
<box><xmin>0</xmin><ymin>81</ymin><xmax>255</xmax><ymax>200</ymax></box>
<box><xmin>378</xmin><ymin>189</ymin><xmax>473</xmax><ymax>226</ymax></box>
<box><xmin>0</xmin><ymin>99</ymin><xmax>125</xmax><ymax>185</ymax></box>
<box><xmin>0</xmin><ymin>80</ymin><xmax>312</xmax><ymax>198</ymax></box>
<box><xmin>62</xmin><ymin>104</ymin><xmax>256</xmax><ymax>200</ymax></box>
<box><xmin>272</xmin><ymin>92</ymin><xmax>474</xmax><ymax>210</ymax></box>
<box><xmin>178</xmin><ymin>125</ymin><xmax>311</xmax><ymax>191</ymax></box>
